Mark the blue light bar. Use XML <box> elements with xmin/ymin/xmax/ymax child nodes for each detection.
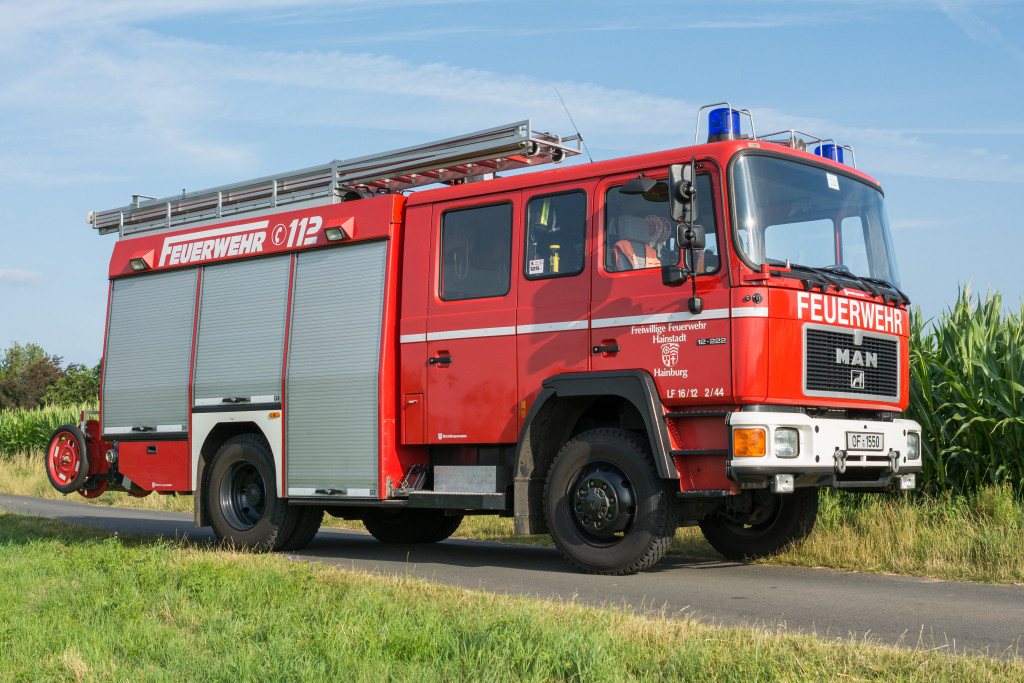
<box><xmin>707</xmin><ymin>107</ymin><xmax>741</xmax><ymax>142</ymax></box>
<box><xmin>814</xmin><ymin>144</ymin><xmax>844</xmax><ymax>164</ymax></box>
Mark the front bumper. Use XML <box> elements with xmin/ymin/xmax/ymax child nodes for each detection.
<box><xmin>726</xmin><ymin>411</ymin><xmax>922</xmax><ymax>490</ymax></box>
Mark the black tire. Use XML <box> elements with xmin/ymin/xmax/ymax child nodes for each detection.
<box><xmin>543</xmin><ymin>428</ymin><xmax>675</xmax><ymax>575</ymax></box>
<box><xmin>45</xmin><ymin>425</ymin><xmax>90</xmax><ymax>494</ymax></box>
<box><xmin>362</xmin><ymin>508</ymin><xmax>463</xmax><ymax>544</ymax></box>
<box><xmin>426</xmin><ymin>513</ymin><xmax>464</xmax><ymax>543</ymax></box>
<box><xmin>279</xmin><ymin>506</ymin><xmax>324</xmax><ymax>552</ymax></box>
<box><xmin>699</xmin><ymin>487</ymin><xmax>819</xmax><ymax>561</ymax></box>
<box><xmin>207</xmin><ymin>434</ymin><xmax>299</xmax><ymax>552</ymax></box>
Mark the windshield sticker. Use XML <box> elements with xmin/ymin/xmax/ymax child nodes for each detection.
<box><xmin>528</xmin><ymin>259</ymin><xmax>544</xmax><ymax>275</ymax></box>
<box><xmin>826</xmin><ymin>173</ymin><xmax>840</xmax><ymax>191</ymax></box>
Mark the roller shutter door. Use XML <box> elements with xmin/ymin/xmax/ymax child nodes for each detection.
<box><xmin>193</xmin><ymin>256</ymin><xmax>290</xmax><ymax>405</ymax></box>
<box><xmin>102</xmin><ymin>269</ymin><xmax>197</xmax><ymax>436</ymax></box>
<box><xmin>286</xmin><ymin>241</ymin><xmax>386</xmax><ymax>496</ymax></box>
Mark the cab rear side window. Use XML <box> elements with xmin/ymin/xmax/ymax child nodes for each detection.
<box><xmin>440</xmin><ymin>202</ymin><xmax>512</xmax><ymax>301</ymax></box>
<box><xmin>524</xmin><ymin>191</ymin><xmax>586</xmax><ymax>280</ymax></box>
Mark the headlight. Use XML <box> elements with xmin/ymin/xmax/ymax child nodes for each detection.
<box><xmin>774</xmin><ymin>428</ymin><xmax>799</xmax><ymax>458</ymax></box>
<box><xmin>907</xmin><ymin>432</ymin><xmax>921</xmax><ymax>460</ymax></box>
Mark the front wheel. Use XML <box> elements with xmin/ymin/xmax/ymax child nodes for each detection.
<box><xmin>699</xmin><ymin>487</ymin><xmax>819</xmax><ymax>561</ymax></box>
<box><xmin>207</xmin><ymin>434</ymin><xmax>298</xmax><ymax>552</ymax></box>
<box><xmin>543</xmin><ymin>428</ymin><xmax>675</xmax><ymax>575</ymax></box>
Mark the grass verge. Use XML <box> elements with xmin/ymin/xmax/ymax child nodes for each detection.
<box><xmin>5</xmin><ymin>452</ymin><xmax>1023</xmax><ymax>584</ymax></box>
<box><xmin>1</xmin><ymin>511</ymin><xmax>1020</xmax><ymax>681</ymax></box>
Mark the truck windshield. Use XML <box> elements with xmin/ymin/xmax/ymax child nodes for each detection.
<box><xmin>731</xmin><ymin>155</ymin><xmax>901</xmax><ymax>286</ymax></box>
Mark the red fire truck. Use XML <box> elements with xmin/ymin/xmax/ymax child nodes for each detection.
<box><xmin>46</xmin><ymin>104</ymin><xmax>922</xmax><ymax>574</ymax></box>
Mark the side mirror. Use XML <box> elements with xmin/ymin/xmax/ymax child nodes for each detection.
<box><xmin>668</xmin><ymin>163</ymin><xmax>696</xmax><ymax>223</ymax></box>
<box><xmin>679</xmin><ymin>224</ymin><xmax>705</xmax><ymax>250</ymax></box>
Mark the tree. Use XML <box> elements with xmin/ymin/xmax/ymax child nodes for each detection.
<box><xmin>44</xmin><ymin>361</ymin><xmax>102</xmax><ymax>407</ymax></box>
<box><xmin>0</xmin><ymin>352</ymin><xmax>64</xmax><ymax>410</ymax></box>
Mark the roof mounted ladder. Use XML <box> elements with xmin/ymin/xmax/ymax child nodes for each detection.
<box><xmin>89</xmin><ymin>121</ymin><xmax>582</xmax><ymax>236</ymax></box>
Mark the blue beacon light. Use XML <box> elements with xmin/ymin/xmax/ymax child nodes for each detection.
<box><xmin>814</xmin><ymin>144</ymin><xmax>844</xmax><ymax>164</ymax></box>
<box><xmin>707</xmin><ymin>107</ymin><xmax>741</xmax><ymax>143</ymax></box>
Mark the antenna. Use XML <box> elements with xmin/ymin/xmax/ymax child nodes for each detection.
<box><xmin>554</xmin><ymin>87</ymin><xmax>594</xmax><ymax>163</ymax></box>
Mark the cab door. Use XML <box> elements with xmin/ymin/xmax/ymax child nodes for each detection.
<box><xmin>590</xmin><ymin>164</ymin><xmax>733</xmax><ymax>406</ymax></box>
<box><xmin>425</xmin><ymin>193</ymin><xmax>521</xmax><ymax>444</ymax></box>
<box><xmin>516</xmin><ymin>185</ymin><xmax>593</xmax><ymax>424</ymax></box>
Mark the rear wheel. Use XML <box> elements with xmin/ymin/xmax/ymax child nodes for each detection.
<box><xmin>543</xmin><ymin>428</ymin><xmax>674</xmax><ymax>575</ymax></box>
<box><xmin>699</xmin><ymin>487</ymin><xmax>819</xmax><ymax>561</ymax></box>
<box><xmin>207</xmin><ymin>434</ymin><xmax>299</xmax><ymax>552</ymax></box>
<box><xmin>45</xmin><ymin>425</ymin><xmax>90</xmax><ymax>494</ymax></box>
<box><xmin>362</xmin><ymin>508</ymin><xmax>464</xmax><ymax>544</ymax></box>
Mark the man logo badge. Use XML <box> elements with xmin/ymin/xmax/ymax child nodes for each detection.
<box><xmin>850</xmin><ymin>370</ymin><xmax>866</xmax><ymax>390</ymax></box>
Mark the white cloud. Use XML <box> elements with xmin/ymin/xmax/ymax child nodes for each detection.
<box><xmin>1</xmin><ymin>0</ymin><xmax>1023</xmax><ymax>194</ymax></box>
<box><xmin>937</xmin><ymin>0</ymin><xmax>1024</xmax><ymax>67</ymax></box>
<box><xmin>0</xmin><ymin>269</ymin><xmax>44</xmax><ymax>286</ymax></box>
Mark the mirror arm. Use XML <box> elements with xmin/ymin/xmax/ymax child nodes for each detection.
<box><xmin>684</xmin><ymin>156</ymin><xmax>703</xmax><ymax>314</ymax></box>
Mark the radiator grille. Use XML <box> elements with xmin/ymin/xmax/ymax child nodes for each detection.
<box><xmin>805</xmin><ymin>327</ymin><xmax>899</xmax><ymax>400</ymax></box>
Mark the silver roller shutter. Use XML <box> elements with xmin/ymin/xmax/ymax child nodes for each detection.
<box><xmin>102</xmin><ymin>269</ymin><xmax>197</xmax><ymax>435</ymax></box>
<box><xmin>286</xmin><ymin>242</ymin><xmax>386</xmax><ymax>496</ymax></box>
<box><xmin>193</xmin><ymin>256</ymin><xmax>290</xmax><ymax>405</ymax></box>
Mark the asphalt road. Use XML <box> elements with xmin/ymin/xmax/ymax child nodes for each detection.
<box><xmin>3</xmin><ymin>493</ymin><xmax>1022</xmax><ymax>659</ymax></box>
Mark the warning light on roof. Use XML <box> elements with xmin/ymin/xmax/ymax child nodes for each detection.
<box><xmin>708</xmin><ymin>108</ymin><xmax>741</xmax><ymax>143</ymax></box>
<box><xmin>815</xmin><ymin>144</ymin><xmax>844</xmax><ymax>164</ymax></box>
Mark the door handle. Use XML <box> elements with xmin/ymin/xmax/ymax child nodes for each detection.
<box><xmin>592</xmin><ymin>345</ymin><xmax>620</xmax><ymax>354</ymax></box>
<box><xmin>429</xmin><ymin>355</ymin><xmax>453</xmax><ymax>365</ymax></box>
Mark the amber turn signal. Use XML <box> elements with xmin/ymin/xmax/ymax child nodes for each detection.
<box><xmin>733</xmin><ymin>427</ymin><xmax>767</xmax><ymax>457</ymax></box>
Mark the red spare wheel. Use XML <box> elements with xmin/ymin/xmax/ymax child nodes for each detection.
<box><xmin>45</xmin><ymin>425</ymin><xmax>90</xmax><ymax>494</ymax></box>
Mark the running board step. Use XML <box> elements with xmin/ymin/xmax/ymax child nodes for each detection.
<box><xmin>671</xmin><ymin>449</ymin><xmax>730</xmax><ymax>457</ymax></box>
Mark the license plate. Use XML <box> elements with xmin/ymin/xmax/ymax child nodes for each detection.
<box><xmin>846</xmin><ymin>432</ymin><xmax>883</xmax><ymax>451</ymax></box>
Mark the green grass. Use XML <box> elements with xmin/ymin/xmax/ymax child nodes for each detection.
<box><xmin>1</xmin><ymin>511</ymin><xmax>1019</xmax><ymax>682</ymax></box>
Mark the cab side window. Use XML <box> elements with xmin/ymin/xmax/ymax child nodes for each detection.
<box><xmin>440</xmin><ymin>202</ymin><xmax>512</xmax><ymax>301</ymax></box>
<box><xmin>524</xmin><ymin>191</ymin><xmax>586</xmax><ymax>279</ymax></box>
<box><xmin>604</xmin><ymin>174</ymin><xmax>719</xmax><ymax>274</ymax></box>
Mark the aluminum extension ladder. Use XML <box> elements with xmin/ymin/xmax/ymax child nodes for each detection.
<box><xmin>89</xmin><ymin>121</ymin><xmax>582</xmax><ymax>237</ymax></box>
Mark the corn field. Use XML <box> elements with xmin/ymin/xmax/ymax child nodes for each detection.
<box><xmin>907</xmin><ymin>289</ymin><xmax>1024</xmax><ymax>495</ymax></box>
<box><xmin>0</xmin><ymin>404</ymin><xmax>93</xmax><ymax>457</ymax></box>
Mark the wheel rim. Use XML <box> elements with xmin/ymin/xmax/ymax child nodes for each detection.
<box><xmin>219</xmin><ymin>460</ymin><xmax>267</xmax><ymax>530</ymax></box>
<box><xmin>47</xmin><ymin>431</ymin><xmax>82</xmax><ymax>487</ymax></box>
<box><xmin>569</xmin><ymin>462</ymin><xmax>635</xmax><ymax>543</ymax></box>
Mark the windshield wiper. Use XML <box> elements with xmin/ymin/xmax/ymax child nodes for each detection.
<box><xmin>766</xmin><ymin>261</ymin><xmax>843</xmax><ymax>293</ymax></box>
<box><xmin>860</xmin><ymin>276</ymin><xmax>912</xmax><ymax>305</ymax></box>
<box><xmin>765</xmin><ymin>260</ymin><xmax>911</xmax><ymax>306</ymax></box>
<box><xmin>821</xmin><ymin>264</ymin><xmax>880</xmax><ymax>299</ymax></box>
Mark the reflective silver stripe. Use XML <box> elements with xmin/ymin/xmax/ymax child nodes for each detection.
<box><xmin>194</xmin><ymin>395</ymin><xmax>279</xmax><ymax>406</ymax></box>
<box><xmin>591</xmin><ymin>309</ymin><xmax>729</xmax><ymax>329</ymax></box>
<box><xmin>399</xmin><ymin>306</ymin><xmax>762</xmax><ymax>343</ymax></box>
<box><xmin>105</xmin><ymin>425</ymin><xmax>185</xmax><ymax>434</ymax></box>
<box><xmin>426</xmin><ymin>326</ymin><xmax>516</xmax><ymax>341</ymax></box>
<box><xmin>516</xmin><ymin>320</ymin><xmax>588</xmax><ymax>334</ymax></box>
<box><xmin>163</xmin><ymin>220</ymin><xmax>270</xmax><ymax>245</ymax></box>
<box><xmin>731</xmin><ymin>307</ymin><xmax>769</xmax><ymax>318</ymax></box>
<box><xmin>287</xmin><ymin>488</ymin><xmax>373</xmax><ymax>497</ymax></box>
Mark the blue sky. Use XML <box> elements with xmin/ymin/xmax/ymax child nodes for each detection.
<box><xmin>1</xmin><ymin>0</ymin><xmax>1022</xmax><ymax>364</ymax></box>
